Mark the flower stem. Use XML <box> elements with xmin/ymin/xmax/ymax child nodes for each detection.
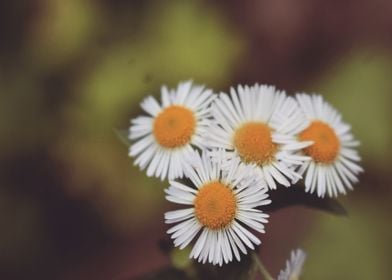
<box><xmin>252</xmin><ymin>252</ymin><xmax>274</xmax><ymax>280</ymax></box>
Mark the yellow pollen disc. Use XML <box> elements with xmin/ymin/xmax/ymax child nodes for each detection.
<box><xmin>233</xmin><ymin>122</ymin><xmax>277</xmax><ymax>165</ymax></box>
<box><xmin>153</xmin><ymin>105</ymin><xmax>196</xmax><ymax>148</ymax></box>
<box><xmin>194</xmin><ymin>181</ymin><xmax>237</xmax><ymax>230</ymax></box>
<box><xmin>299</xmin><ymin>120</ymin><xmax>340</xmax><ymax>163</ymax></box>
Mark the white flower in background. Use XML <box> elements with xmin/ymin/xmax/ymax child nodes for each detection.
<box><xmin>295</xmin><ymin>94</ymin><xmax>363</xmax><ymax>197</ymax></box>
<box><xmin>164</xmin><ymin>150</ymin><xmax>270</xmax><ymax>266</ymax></box>
<box><xmin>278</xmin><ymin>249</ymin><xmax>307</xmax><ymax>280</ymax></box>
<box><xmin>128</xmin><ymin>81</ymin><xmax>215</xmax><ymax>180</ymax></box>
<box><xmin>207</xmin><ymin>84</ymin><xmax>311</xmax><ymax>190</ymax></box>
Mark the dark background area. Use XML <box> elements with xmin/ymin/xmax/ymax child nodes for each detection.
<box><xmin>0</xmin><ymin>0</ymin><xmax>391</xmax><ymax>279</ymax></box>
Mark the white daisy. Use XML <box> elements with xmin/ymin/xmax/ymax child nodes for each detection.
<box><xmin>295</xmin><ymin>94</ymin><xmax>363</xmax><ymax>197</ymax></box>
<box><xmin>164</xmin><ymin>150</ymin><xmax>271</xmax><ymax>266</ymax></box>
<box><xmin>207</xmin><ymin>84</ymin><xmax>311</xmax><ymax>190</ymax></box>
<box><xmin>278</xmin><ymin>249</ymin><xmax>307</xmax><ymax>280</ymax></box>
<box><xmin>128</xmin><ymin>81</ymin><xmax>215</xmax><ymax>180</ymax></box>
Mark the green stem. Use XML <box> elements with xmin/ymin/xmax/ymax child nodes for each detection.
<box><xmin>252</xmin><ymin>252</ymin><xmax>274</xmax><ymax>280</ymax></box>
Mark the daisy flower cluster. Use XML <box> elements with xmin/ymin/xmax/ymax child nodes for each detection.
<box><xmin>128</xmin><ymin>81</ymin><xmax>362</xmax><ymax>267</ymax></box>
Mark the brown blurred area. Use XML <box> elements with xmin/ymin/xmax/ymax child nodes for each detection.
<box><xmin>218</xmin><ymin>0</ymin><xmax>392</xmax><ymax>88</ymax></box>
<box><xmin>0</xmin><ymin>0</ymin><xmax>391</xmax><ymax>279</ymax></box>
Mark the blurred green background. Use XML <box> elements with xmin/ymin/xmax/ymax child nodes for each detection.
<box><xmin>0</xmin><ymin>0</ymin><xmax>391</xmax><ymax>279</ymax></box>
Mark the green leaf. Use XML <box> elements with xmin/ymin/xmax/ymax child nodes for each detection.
<box><xmin>171</xmin><ymin>247</ymin><xmax>192</xmax><ymax>270</ymax></box>
<box><xmin>265</xmin><ymin>184</ymin><xmax>348</xmax><ymax>216</ymax></box>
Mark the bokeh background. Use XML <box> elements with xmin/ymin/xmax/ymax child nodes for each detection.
<box><xmin>1</xmin><ymin>0</ymin><xmax>391</xmax><ymax>279</ymax></box>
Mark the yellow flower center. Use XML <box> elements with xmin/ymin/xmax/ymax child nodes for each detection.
<box><xmin>233</xmin><ymin>122</ymin><xmax>277</xmax><ymax>165</ymax></box>
<box><xmin>299</xmin><ymin>120</ymin><xmax>340</xmax><ymax>163</ymax></box>
<box><xmin>194</xmin><ymin>181</ymin><xmax>237</xmax><ymax>230</ymax></box>
<box><xmin>153</xmin><ymin>105</ymin><xmax>196</xmax><ymax>148</ymax></box>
